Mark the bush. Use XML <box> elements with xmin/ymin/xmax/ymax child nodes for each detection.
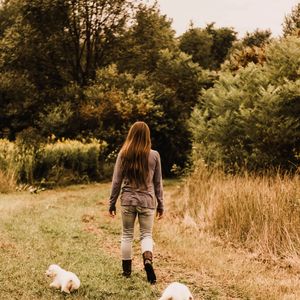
<box><xmin>0</xmin><ymin>138</ymin><xmax>107</xmax><ymax>186</ymax></box>
<box><xmin>35</xmin><ymin>139</ymin><xmax>107</xmax><ymax>185</ymax></box>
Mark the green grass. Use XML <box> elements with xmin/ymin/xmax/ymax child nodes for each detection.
<box><xmin>2</xmin><ymin>182</ymin><xmax>300</xmax><ymax>300</ymax></box>
<box><xmin>0</xmin><ymin>184</ymin><xmax>159</xmax><ymax>300</ymax></box>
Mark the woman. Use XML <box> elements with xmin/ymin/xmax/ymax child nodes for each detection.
<box><xmin>108</xmin><ymin>121</ymin><xmax>164</xmax><ymax>284</ymax></box>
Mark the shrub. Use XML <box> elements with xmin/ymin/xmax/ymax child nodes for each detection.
<box><xmin>35</xmin><ymin>139</ymin><xmax>107</xmax><ymax>185</ymax></box>
<box><xmin>0</xmin><ymin>138</ymin><xmax>108</xmax><ymax>186</ymax></box>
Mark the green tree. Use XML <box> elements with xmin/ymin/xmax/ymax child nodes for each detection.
<box><xmin>0</xmin><ymin>71</ymin><xmax>39</xmax><ymax>138</ymax></box>
<box><xmin>179</xmin><ymin>26</ymin><xmax>213</xmax><ymax>69</ymax></box>
<box><xmin>0</xmin><ymin>0</ymin><xmax>138</xmax><ymax>138</ymax></box>
<box><xmin>81</xmin><ymin>64</ymin><xmax>163</xmax><ymax>151</ymax></box>
<box><xmin>179</xmin><ymin>23</ymin><xmax>237</xmax><ymax>70</ymax></box>
<box><xmin>206</xmin><ymin>23</ymin><xmax>237</xmax><ymax>69</ymax></box>
<box><xmin>283</xmin><ymin>3</ymin><xmax>300</xmax><ymax>36</ymax></box>
<box><xmin>0</xmin><ymin>0</ymin><xmax>135</xmax><ymax>87</ymax></box>
<box><xmin>152</xmin><ymin>49</ymin><xmax>213</xmax><ymax>173</ymax></box>
<box><xmin>65</xmin><ymin>0</ymin><xmax>134</xmax><ymax>85</ymax></box>
<box><xmin>114</xmin><ymin>3</ymin><xmax>176</xmax><ymax>74</ymax></box>
<box><xmin>190</xmin><ymin>36</ymin><xmax>300</xmax><ymax>171</ymax></box>
<box><xmin>241</xmin><ymin>29</ymin><xmax>272</xmax><ymax>47</ymax></box>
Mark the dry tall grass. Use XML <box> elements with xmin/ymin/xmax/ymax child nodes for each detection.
<box><xmin>176</xmin><ymin>162</ymin><xmax>300</xmax><ymax>258</ymax></box>
<box><xmin>0</xmin><ymin>169</ymin><xmax>16</xmax><ymax>193</ymax></box>
<box><xmin>0</xmin><ymin>139</ymin><xmax>17</xmax><ymax>193</ymax></box>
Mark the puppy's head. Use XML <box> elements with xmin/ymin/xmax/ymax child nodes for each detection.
<box><xmin>45</xmin><ymin>264</ymin><xmax>61</xmax><ymax>278</ymax></box>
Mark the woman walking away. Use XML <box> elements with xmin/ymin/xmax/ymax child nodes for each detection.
<box><xmin>108</xmin><ymin>121</ymin><xmax>164</xmax><ymax>284</ymax></box>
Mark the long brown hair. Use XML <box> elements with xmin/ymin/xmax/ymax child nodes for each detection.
<box><xmin>120</xmin><ymin>121</ymin><xmax>151</xmax><ymax>188</ymax></box>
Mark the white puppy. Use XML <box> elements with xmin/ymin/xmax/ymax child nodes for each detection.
<box><xmin>159</xmin><ymin>282</ymin><xmax>194</xmax><ymax>300</ymax></box>
<box><xmin>45</xmin><ymin>264</ymin><xmax>80</xmax><ymax>294</ymax></box>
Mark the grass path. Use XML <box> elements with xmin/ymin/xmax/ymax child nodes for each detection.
<box><xmin>1</xmin><ymin>182</ymin><xmax>300</xmax><ymax>299</ymax></box>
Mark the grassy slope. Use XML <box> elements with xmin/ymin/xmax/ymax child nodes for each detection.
<box><xmin>1</xmin><ymin>182</ymin><xmax>300</xmax><ymax>299</ymax></box>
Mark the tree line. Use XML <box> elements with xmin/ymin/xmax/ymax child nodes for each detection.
<box><xmin>0</xmin><ymin>0</ymin><xmax>299</xmax><ymax>174</ymax></box>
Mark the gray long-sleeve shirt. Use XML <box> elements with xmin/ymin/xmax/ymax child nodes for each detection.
<box><xmin>109</xmin><ymin>149</ymin><xmax>164</xmax><ymax>211</ymax></box>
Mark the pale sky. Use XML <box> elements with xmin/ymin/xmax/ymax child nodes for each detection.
<box><xmin>143</xmin><ymin>0</ymin><xmax>299</xmax><ymax>37</ymax></box>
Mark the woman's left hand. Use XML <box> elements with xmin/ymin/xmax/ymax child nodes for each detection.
<box><xmin>156</xmin><ymin>209</ymin><xmax>163</xmax><ymax>220</ymax></box>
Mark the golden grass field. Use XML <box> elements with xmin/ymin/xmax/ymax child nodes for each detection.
<box><xmin>1</xmin><ymin>176</ymin><xmax>300</xmax><ymax>299</ymax></box>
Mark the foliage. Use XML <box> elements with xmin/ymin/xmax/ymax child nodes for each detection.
<box><xmin>14</xmin><ymin>127</ymin><xmax>44</xmax><ymax>183</ymax></box>
<box><xmin>0</xmin><ymin>71</ymin><xmax>39</xmax><ymax>138</ymax></box>
<box><xmin>283</xmin><ymin>3</ymin><xmax>300</xmax><ymax>36</ymax></box>
<box><xmin>0</xmin><ymin>0</ymin><xmax>135</xmax><ymax>86</ymax></box>
<box><xmin>241</xmin><ymin>29</ymin><xmax>272</xmax><ymax>47</ymax></box>
<box><xmin>37</xmin><ymin>102</ymin><xmax>75</xmax><ymax>137</ymax></box>
<box><xmin>222</xmin><ymin>45</ymin><xmax>266</xmax><ymax>72</ymax></box>
<box><xmin>179</xmin><ymin>23</ymin><xmax>237</xmax><ymax>70</ymax></box>
<box><xmin>152</xmin><ymin>49</ymin><xmax>214</xmax><ymax>173</ymax></box>
<box><xmin>0</xmin><ymin>137</ymin><xmax>107</xmax><ymax>185</ymax></box>
<box><xmin>114</xmin><ymin>3</ymin><xmax>176</xmax><ymax>74</ymax></box>
<box><xmin>222</xmin><ymin>29</ymin><xmax>272</xmax><ymax>72</ymax></box>
<box><xmin>2</xmin><ymin>0</ymin><xmax>298</xmax><ymax>177</ymax></box>
<box><xmin>190</xmin><ymin>36</ymin><xmax>300</xmax><ymax>171</ymax></box>
<box><xmin>64</xmin><ymin>0</ymin><xmax>134</xmax><ymax>84</ymax></box>
<box><xmin>82</xmin><ymin>64</ymin><xmax>163</xmax><ymax>149</ymax></box>
<box><xmin>178</xmin><ymin>26</ymin><xmax>213</xmax><ymax>69</ymax></box>
<box><xmin>36</xmin><ymin>138</ymin><xmax>107</xmax><ymax>185</ymax></box>
<box><xmin>0</xmin><ymin>0</ymin><xmax>21</xmax><ymax>37</ymax></box>
<box><xmin>0</xmin><ymin>138</ymin><xmax>14</xmax><ymax>171</ymax></box>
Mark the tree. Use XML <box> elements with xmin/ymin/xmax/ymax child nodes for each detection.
<box><xmin>179</xmin><ymin>26</ymin><xmax>213</xmax><ymax>69</ymax></box>
<box><xmin>80</xmin><ymin>64</ymin><xmax>164</xmax><ymax>159</ymax></box>
<box><xmin>179</xmin><ymin>23</ymin><xmax>237</xmax><ymax>70</ymax></box>
<box><xmin>222</xmin><ymin>29</ymin><xmax>272</xmax><ymax>72</ymax></box>
<box><xmin>0</xmin><ymin>0</ymin><xmax>136</xmax><ymax>87</ymax></box>
<box><xmin>114</xmin><ymin>3</ymin><xmax>176</xmax><ymax>74</ymax></box>
<box><xmin>152</xmin><ymin>49</ymin><xmax>213</xmax><ymax>173</ymax></box>
<box><xmin>190</xmin><ymin>36</ymin><xmax>300</xmax><ymax>171</ymax></box>
<box><xmin>0</xmin><ymin>71</ymin><xmax>39</xmax><ymax>138</ymax></box>
<box><xmin>283</xmin><ymin>3</ymin><xmax>300</xmax><ymax>36</ymax></box>
<box><xmin>0</xmin><ymin>0</ymin><xmax>72</xmax><ymax>92</ymax></box>
<box><xmin>0</xmin><ymin>0</ymin><xmax>138</xmax><ymax>138</ymax></box>
<box><xmin>206</xmin><ymin>23</ymin><xmax>237</xmax><ymax>69</ymax></box>
<box><xmin>241</xmin><ymin>29</ymin><xmax>272</xmax><ymax>47</ymax></box>
<box><xmin>222</xmin><ymin>45</ymin><xmax>266</xmax><ymax>72</ymax></box>
<box><xmin>65</xmin><ymin>0</ymin><xmax>134</xmax><ymax>85</ymax></box>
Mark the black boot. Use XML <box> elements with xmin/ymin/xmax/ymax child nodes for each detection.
<box><xmin>142</xmin><ymin>251</ymin><xmax>156</xmax><ymax>284</ymax></box>
<box><xmin>122</xmin><ymin>260</ymin><xmax>132</xmax><ymax>277</ymax></box>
